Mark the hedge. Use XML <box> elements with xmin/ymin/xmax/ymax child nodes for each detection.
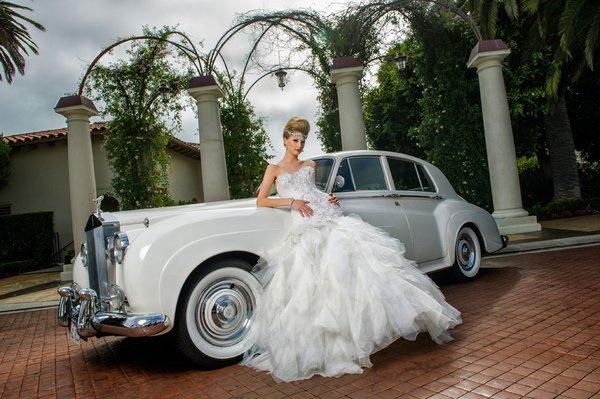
<box><xmin>0</xmin><ymin>211</ymin><xmax>54</xmax><ymax>269</ymax></box>
<box><xmin>0</xmin><ymin>260</ymin><xmax>37</xmax><ymax>279</ymax></box>
<box><xmin>527</xmin><ymin>197</ymin><xmax>600</xmax><ymax>221</ymax></box>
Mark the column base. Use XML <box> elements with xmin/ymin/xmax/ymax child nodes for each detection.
<box><xmin>60</xmin><ymin>263</ymin><xmax>73</xmax><ymax>283</ymax></box>
<box><xmin>494</xmin><ymin>215</ymin><xmax>541</xmax><ymax>235</ymax></box>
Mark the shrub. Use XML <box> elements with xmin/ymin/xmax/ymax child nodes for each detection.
<box><xmin>0</xmin><ymin>212</ymin><xmax>54</xmax><ymax>269</ymax></box>
<box><xmin>0</xmin><ymin>260</ymin><xmax>36</xmax><ymax>279</ymax></box>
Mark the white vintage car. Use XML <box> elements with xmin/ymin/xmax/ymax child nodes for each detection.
<box><xmin>58</xmin><ymin>150</ymin><xmax>507</xmax><ymax>367</ymax></box>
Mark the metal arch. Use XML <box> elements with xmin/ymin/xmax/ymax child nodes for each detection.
<box><xmin>77</xmin><ymin>32</ymin><xmax>204</xmax><ymax>96</ymax></box>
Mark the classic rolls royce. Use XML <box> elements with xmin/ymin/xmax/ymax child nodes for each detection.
<box><xmin>57</xmin><ymin>150</ymin><xmax>507</xmax><ymax>367</ymax></box>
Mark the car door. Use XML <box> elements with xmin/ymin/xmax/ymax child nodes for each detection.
<box><xmin>331</xmin><ymin>155</ymin><xmax>415</xmax><ymax>260</ymax></box>
<box><xmin>385</xmin><ymin>156</ymin><xmax>444</xmax><ymax>263</ymax></box>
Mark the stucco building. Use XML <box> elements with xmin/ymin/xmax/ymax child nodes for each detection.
<box><xmin>0</xmin><ymin>123</ymin><xmax>203</xmax><ymax>254</ymax></box>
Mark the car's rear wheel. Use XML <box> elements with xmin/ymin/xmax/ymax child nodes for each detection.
<box><xmin>175</xmin><ymin>259</ymin><xmax>262</xmax><ymax>368</ymax></box>
<box><xmin>451</xmin><ymin>226</ymin><xmax>482</xmax><ymax>281</ymax></box>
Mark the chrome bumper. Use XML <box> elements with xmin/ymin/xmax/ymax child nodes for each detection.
<box><xmin>57</xmin><ymin>285</ymin><xmax>169</xmax><ymax>340</ymax></box>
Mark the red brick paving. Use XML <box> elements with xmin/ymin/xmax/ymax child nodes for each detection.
<box><xmin>1</xmin><ymin>245</ymin><xmax>600</xmax><ymax>398</ymax></box>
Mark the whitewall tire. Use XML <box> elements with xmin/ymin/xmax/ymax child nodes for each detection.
<box><xmin>175</xmin><ymin>259</ymin><xmax>263</xmax><ymax>367</ymax></box>
<box><xmin>452</xmin><ymin>226</ymin><xmax>482</xmax><ymax>281</ymax></box>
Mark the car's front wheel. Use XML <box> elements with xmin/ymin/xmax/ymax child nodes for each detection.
<box><xmin>451</xmin><ymin>226</ymin><xmax>482</xmax><ymax>281</ymax></box>
<box><xmin>175</xmin><ymin>259</ymin><xmax>263</xmax><ymax>368</ymax></box>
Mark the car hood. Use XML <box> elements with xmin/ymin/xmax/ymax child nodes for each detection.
<box><xmin>105</xmin><ymin>197</ymin><xmax>258</xmax><ymax>228</ymax></box>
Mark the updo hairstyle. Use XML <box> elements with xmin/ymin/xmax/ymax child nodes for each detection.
<box><xmin>283</xmin><ymin>117</ymin><xmax>310</xmax><ymax>139</ymax></box>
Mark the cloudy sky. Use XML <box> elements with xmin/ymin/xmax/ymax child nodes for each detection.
<box><xmin>0</xmin><ymin>0</ymin><xmax>357</xmax><ymax>160</ymax></box>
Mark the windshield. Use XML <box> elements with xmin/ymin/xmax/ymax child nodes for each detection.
<box><xmin>314</xmin><ymin>158</ymin><xmax>334</xmax><ymax>191</ymax></box>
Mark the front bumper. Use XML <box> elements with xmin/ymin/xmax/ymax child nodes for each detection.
<box><xmin>57</xmin><ymin>285</ymin><xmax>169</xmax><ymax>340</ymax></box>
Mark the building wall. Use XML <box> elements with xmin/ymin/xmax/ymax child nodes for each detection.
<box><xmin>0</xmin><ymin>137</ymin><xmax>203</xmax><ymax>251</ymax></box>
<box><xmin>0</xmin><ymin>140</ymin><xmax>73</xmax><ymax>250</ymax></box>
<box><xmin>168</xmin><ymin>151</ymin><xmax>203</xmax><ymax>202</ymax></box>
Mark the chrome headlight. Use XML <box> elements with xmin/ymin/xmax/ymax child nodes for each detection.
<box><xmin>113</xmin><ymin>232</ymin><xmax>129</xmax><ymax>263</ymax></box>
<box><xmin>108</xmin><ymin>284</ymin><xmax>125</xmax><ymax>312</ymax></box>
<box><xmin>80</xmin><ymin>243</ymin><xmax>88</xmax><ymax>267</ymax></box>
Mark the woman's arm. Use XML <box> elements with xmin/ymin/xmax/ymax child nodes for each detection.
<box><xmin>256</xmin><ymin>163</ymin><xmax>315</xmax><ymax>216</ymax></box>
<box><xmin>256</xmin><ymin>164</ymin><xmax>293</xmax><ymax>208</ymax></box>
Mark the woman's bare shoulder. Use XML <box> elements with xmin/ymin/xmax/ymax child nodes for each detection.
<box><xmin>303</xmin><ymin>159</ymin><xmax>317</xmax><ymax>169</ymax></box>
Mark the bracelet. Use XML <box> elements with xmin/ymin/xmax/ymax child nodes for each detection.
<box><xmin>290</xmin><ymin>198</ymin><xmax>295</xmax><ymax>207</ymax></box>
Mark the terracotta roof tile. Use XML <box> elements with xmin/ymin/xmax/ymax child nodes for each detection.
<box><xmin>4</xmin><ymin>123</ymin><xmax>201</xmax><ymax>160</ymax></box>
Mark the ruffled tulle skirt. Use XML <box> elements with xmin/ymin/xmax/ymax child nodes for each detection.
<box><xmin>239</xmin><ymin>213</ymin><xmax>461</xmax><ymax>383</ymax></box>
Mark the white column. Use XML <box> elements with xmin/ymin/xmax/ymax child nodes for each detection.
<box><xmin>188</xmin><ymin>75</ymin><xmax>230</xmax><ymax>202</ymax></box>
<box><xmin>468</xmin><ymin>40</ymin><xmax>540</xmax><ymax>234</ymax></box>
<box><xmin>330</xmin><ymin>57</ymin><xmax>367</xmax><ymax>150</ymax></box>
<box><xmin>54</xmin><ymin>95</ymin><xmax>99</xmax><ymax>251</ymax></box>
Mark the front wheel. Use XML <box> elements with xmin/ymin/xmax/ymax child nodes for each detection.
<box><xmin>175</xmin><ymin>259</ymin><xmax>263</xmax><ymax>368</ymax></box>
<box><xmin>451</xmin><ymin>226</ymin><xmax>482</xmax><ymax>281</ymax></box>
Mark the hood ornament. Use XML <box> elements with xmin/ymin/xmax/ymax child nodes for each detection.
<box><xmin>93</xmin><ymin>195</ymin><xmax>104</xmax><ymax>215</ymax></box>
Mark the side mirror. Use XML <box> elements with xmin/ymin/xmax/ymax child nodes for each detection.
<box><xmin>334</xmin><ymin>175</ymin><xmax>345</xmax><ymax>190</ymax></box>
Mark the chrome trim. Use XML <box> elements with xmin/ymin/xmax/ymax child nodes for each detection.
<box><xmin>92</xmin><ymin>313</ymin><xmax>169</xmax><ymax>337</ymax></box>
<box><xmin>57</xmin><ymin>284</ymin><xmax>169</xmax><ymax>339</ymax></box>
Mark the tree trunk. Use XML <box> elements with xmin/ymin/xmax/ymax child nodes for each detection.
<box><xmin>544</xmin><ymin>95</ymin><xmax>581</xmax><ymax>201</ymax></box>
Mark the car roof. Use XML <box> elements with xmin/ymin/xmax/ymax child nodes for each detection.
<box><xmin>312</xmin><ymin>150</ymin><xmax>431</xmax><ymax>166</ymax></box>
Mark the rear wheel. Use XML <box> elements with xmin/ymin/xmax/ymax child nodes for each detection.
<box><xmin>451</xmin><ymin>226</ymin><xmax>482</xmax><ymax>281</ymax></box>
<box><xmin>175</xmin><ymin>259</ymin><xmax>262</xmax><ymax>368</ymax></box>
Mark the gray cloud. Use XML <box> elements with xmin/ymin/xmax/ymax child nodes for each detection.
<box><xmin>1</xmin><ymin>0</ymin><xmax>353</xmax><ymax>161</ymax></box>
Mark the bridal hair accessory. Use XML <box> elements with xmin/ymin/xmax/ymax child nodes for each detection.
<box><xmin>287</xmin><ymin>130</ymin><xmax>308</xmax><ymax>140</ymax></box>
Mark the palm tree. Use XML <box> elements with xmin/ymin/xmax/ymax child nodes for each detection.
<box><xmin>0</xmin><ymin>1</ymin><xmax>45</xmax><ymax>83</ymax></box>
<box><xmin>463</xmin><ymin>0</ymin><xmax>599</xmax><ymax>201</ymax></box>
<box><xmin>520</xmin><ymin>0</ymin><xmax>599</xmax><ymax>201</ymax></box>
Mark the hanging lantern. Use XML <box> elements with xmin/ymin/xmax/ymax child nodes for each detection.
<box><xmin>274</xmin><ymin>68</ymin><xmax>287</xmax><ymax>90</ymax></box>
<box><xmin>395</xmin><ymin>54</ymin><xmax>407</xmax><ymax>71</ymax></box>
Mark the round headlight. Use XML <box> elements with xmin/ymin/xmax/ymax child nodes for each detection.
<box><xmin>80</xmin><ymin>243</ymin><xmax>88</xmax><ymax>267</ymax></box>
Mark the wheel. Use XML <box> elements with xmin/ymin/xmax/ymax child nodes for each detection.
<box><xmin>175</xmin><ymin>259</ymin><xmax>263</xmax><ymax>368</ymax></box>
<box><xmin>451</xmin><ymin>226</ymin><xmax>482</xmax><ymax>281</ymax></box>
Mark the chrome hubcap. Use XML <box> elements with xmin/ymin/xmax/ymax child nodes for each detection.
<box><xmin>195</xmin><ymin>277</ymin><xmax>255</xmax><ymax>347</ymax></box>
<box><xmin>457</xmin><ymin>233</ymin><xmax>476</xmax><ymax>272</ymax></box>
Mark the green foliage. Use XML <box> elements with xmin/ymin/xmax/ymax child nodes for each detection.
<box><xmin>527</xmin><ymin>197</ymin><xmax>600</xmax><ymax>221</ymax></box>
<box><xmin>411</xmin><ymin>17</ymin><xmax>492</xmax><ymax>210</ymax></box>
<box><xmin>0</xmin><ymin>211</ymin><xmax>54</xmax><ymax>268</ymax></box>
<box><xmin>217</xmin><ymin>74</ymin><xmax>273</xmax><ymax>199</ymax></box>
<box><xmin>63</xmin><ymin>249</ymin><xmax>74</xmax><ymax>265</ymax></box>
<box><xmin>0</xmin><ymin>0</ymin><xmax>46</xmax><ymax>83</ymax></box>
<box><xmin>0</xmin><ymin>134</ymin><xmax>9</xmax><ymax>188</ymax></box>
<box><xmin>364</xmin><ymin>43</ymin><xmax>424</xmax><ymax>158</ymax></box>
<box><xmin>89</xmin><ymin>27</ymin><xmax>194</xmax><ymax>210</ymax></box>
<box><xmin>517</xmin><ymin>155</ymin><xmax>553</xmax><ymax>206</ymax></box>
<box><xmin>0</xmin><ymin>260</ymin><xmax>36</xmax><ymax>279</ymax></box>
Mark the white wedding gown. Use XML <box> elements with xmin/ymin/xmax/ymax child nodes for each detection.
<box><xmin>240</xmin><ymin>165</ymin><xmax>461</xmax><ymax>382</ymax></box>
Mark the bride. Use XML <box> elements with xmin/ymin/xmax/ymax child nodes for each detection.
<box><xmin>240</xmin><ymin>117</ymin><xmax>461</xmax><ymax>382</ymax></box>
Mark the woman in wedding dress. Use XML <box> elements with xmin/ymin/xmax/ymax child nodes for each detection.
<box><xmin>240</xmin><ymin>117</ymin><xmax>461</xmax><ymax>383</ymax></box>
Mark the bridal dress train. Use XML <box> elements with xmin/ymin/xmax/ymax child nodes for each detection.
<box><xmin>240</xmin><ymin>165</ymin><xmax>461</xmax><ymax>383</ymax></box>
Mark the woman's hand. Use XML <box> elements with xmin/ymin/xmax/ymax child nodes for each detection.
<box><xmin>327</xmin><ymin>193</ymin><xmax>340</xmax><ymax>207</ymax></box>
<box><xmin>291</xmin><ymin>199</ymin><xmax>314</xmax><ymax>217</ymax></box>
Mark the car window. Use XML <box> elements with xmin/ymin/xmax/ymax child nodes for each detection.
<box><xmin>333</xmin><ymin>157</ymin><xmax>387</xmax><ymax>192</ymax></box>
<box><xmin>387</xmin><ymin>157</ymin><xmax>435</xmax><ymax>192</ymax></box>
<box><xmin>314</xmin><ymin>158</ymin><xmax>334</xmax><ymax>191</ymax></box>
<box><xmin>417</xmin><ymin>164</ymin><xmax>436</xmax><ymax>192</ymax></box>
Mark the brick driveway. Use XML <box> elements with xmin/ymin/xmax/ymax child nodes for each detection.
<box><xmin>1</xmin><ymin>245</ymin><xmax>600</xmax><ymax>399</ymax></box>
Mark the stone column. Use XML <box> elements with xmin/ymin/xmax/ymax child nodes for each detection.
<box><xmin>330</xmin><ymin>57</ymin><xmax>367</xmax><ymax>150</ymax></box>
<box><xmin>468</xmin><ymin>40</ymin><xmax>540</xmax><ymax>234</ymax></box>
<box><xmin>188</xmin><ymin>75</ymin><xmax>230</xmax><ymax>202</ymax></box>
<box><xmin>54</xmin><ymin>96</ymin><xmax>99</xmax><ymax>276</ymax></box>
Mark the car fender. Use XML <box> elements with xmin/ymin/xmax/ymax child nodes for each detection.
<box><xmin>446</xmin><ymin>207</ymin><xmax>503</xmax><ymax>263</ymax></box>
<box><xmin>120</xmin><ymin>207</ymin><xmax>290</xmax><ymax>327</ymax></box>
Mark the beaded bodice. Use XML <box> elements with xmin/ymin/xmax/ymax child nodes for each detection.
<box><xmin>275</xmin><ymin>165</ymin><xmax>343</xmax><ymax>224</ymax></box>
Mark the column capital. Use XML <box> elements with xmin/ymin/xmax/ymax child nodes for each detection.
<box><xmin>330</xmin><ymin>57</ymin><xmax>364</xmax><ymax>84</ymax></box>
<box><xmin>467</xmin><ymin>39</ymin><xmax>511</xmax><ymax>70</ymax></box>
<box><xmin>54</xmin><ymin>95</ymin><xmax>99</xmax><ymax>118</ymax></box>
<box><xmin>187</xmin><ymin>75</ymin><xmax>224</xmax><ymax>101</ymax></box>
